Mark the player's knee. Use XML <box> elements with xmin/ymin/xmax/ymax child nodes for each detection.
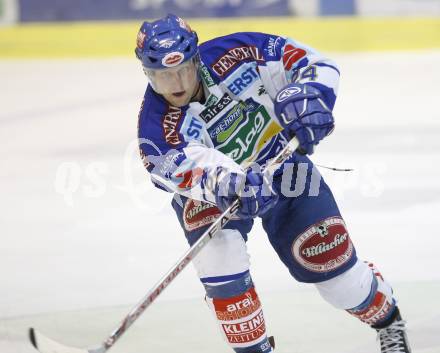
<box><xmin>315</xmin><ymin>259</ymin><xmax>374</xmax><ymax>309</ymax></box>
<box><xmin>193</xmin><ymin>228</ymin><xmax>250</xmax><ymax>280</ymax></box>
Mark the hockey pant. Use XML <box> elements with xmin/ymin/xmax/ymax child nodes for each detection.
<box><xmin>171</xmin><ymin>155</ymin><xmax>397</xmax><ymax>353</ymax></box>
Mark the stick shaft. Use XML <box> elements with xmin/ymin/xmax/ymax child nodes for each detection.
<box><xmin>103</xmin><ymin>137</ymin><xmax>300</xmax><ymax>350</ymax></box>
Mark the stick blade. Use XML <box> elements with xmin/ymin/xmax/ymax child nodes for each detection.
<box><xmin>29</xmin><ymin>328</ymin><xmax>104</xmax><ymax>353</ymax></box>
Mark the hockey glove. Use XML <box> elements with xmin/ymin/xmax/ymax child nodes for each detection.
<box><xmin>274</xmin><ymin>83</ymin><xmax>334</xmax><ymax>155</ymax></box>
<box><xmin>214</xmin><ymin>167</ymin><xmax>278</xmax><ymax>219</ymax></box>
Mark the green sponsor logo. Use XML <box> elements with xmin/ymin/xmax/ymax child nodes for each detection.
<box><xmin>217</xmin><ymin>115</ymin><xmax>243</xmax><ymax>143</ymax></box>
<box><xmin>212</xmin><ymin>102</ymin><xmax>246</xmax><ymax>143</ymax></box>
<box><xmin>217</xmin><ymin>106</ymin><xmax>271</xmax><ymax>164</ymax></box>
<box><xmin>199</xmin><ymin>64</ymin><xmax>215</xmax><ymax>88</ymax></box>
<box><xmin>205</xmin><ymin>94</ymin><xmax>218</xmax><ymax>107</ymax></box>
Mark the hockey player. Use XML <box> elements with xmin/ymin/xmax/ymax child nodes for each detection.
<box><xmin>135</xmin><ymin>14</ymin><xmax>411</xmax><ymax>353</ymax></box>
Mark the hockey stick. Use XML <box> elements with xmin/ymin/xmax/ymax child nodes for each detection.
<box><xmin>29</xmin><ymin>136</ymin><xmax>300</xmax><ymax>353</ymax></box>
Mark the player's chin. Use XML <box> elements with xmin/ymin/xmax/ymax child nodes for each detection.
<box><xmin>164</xmin><ymin>91</ymin><xmax>191</xmax><ymax>107</ymax></box>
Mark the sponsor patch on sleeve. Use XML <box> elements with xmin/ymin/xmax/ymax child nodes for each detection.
<box><xmin>162</xmin><ymin>106</ymin><xmax>183</xmax><ymax>146</ymax></box>
<box><xmin>181</xmin><ymin>115</ymin><xmax>204</xmax><ymax>142</ymax></box>
<box><xmin>265</xmin><ymin>36</ymin><xmax>284</xmax><ymax>59</ymax></box>
<box><xmin>224</xmin><ymin>62</ymin><xmax>260</xmax><ymax>96</ymax></box>
<box><xmin>282</xmin><ymin>44</ymin><xmax>307</xmax><ymax>71</ymax></box>
<box><xmin>211</xmin><ymin>46</ymin><xmax>264</xmax><ymax>77</ymax></box>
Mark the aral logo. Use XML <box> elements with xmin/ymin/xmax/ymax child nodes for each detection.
<box><xmin>292</xmin><ymin>217</ymin><xmax>354</xmax><ymax>273</ymax></box>
<box><xmin>213</xmin><ymin>287</ymin><xmax>261</xmax><ymax>321</ymax></box>
<box><xmin>226</xmin><ymin>293</ymin><xmax>255</xmax><ymax>312</ymax></box>
<box><xmin>162</xmin><ymin>52</ymin><xmax>184</xmax><ymax>67</ymax></box>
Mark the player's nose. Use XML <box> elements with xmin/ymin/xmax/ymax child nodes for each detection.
<box><xmin>168</xmin><ymin>72</ymin><xmax>185</xmax><ymax>91</ymax></box>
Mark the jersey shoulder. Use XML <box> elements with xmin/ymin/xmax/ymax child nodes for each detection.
<box><xmin>138</xmin><ymin>85</ymin><xmax>188</xmax><ymax>155</ymax></box>
<box><xmin>199</xmin><ymin>32</ymin><xmax>286</xmax><ymax>80</ymax></box>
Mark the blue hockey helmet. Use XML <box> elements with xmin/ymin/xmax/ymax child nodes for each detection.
<box><xmin>135</xmin><ymin>14</ymin><xmax>199</xmax><ymax>69</ymax></box>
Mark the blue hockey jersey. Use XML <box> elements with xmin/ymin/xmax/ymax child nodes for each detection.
<box><xmin>137</xmin><ymin>32</ymin><xmax>340</xmax><ymax>204</ymax></box>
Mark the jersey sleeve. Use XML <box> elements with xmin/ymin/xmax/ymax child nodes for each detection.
<box><xmin>200</xmin><ymin>32</ymin><xmax>339</xmax><ymax>110</ymax></box>
<box><xmin>137</xmin><ymin>86</ymin><xmax>244</xmax><ymax>204</ymax></box>
<box><xmin>227</xmin><ymin>32</ymin><xmax>341</xmax><ymax>110</ymax></box>
<box><xmin>281</xmin><ymin>37</ymin><xmax>340</xmax><ymax>110</ymax></box>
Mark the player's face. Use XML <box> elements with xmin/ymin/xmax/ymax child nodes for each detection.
<box><xmin>145</xmin><ymin>58</ymin><xmax>200</xmax><ymax>107</ymax></box>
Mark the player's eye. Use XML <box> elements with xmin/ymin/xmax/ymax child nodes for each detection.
<box><xmin>178</xmin><ymin>66</ymin><xmax>190</xmax><ymax>76</ymax></box>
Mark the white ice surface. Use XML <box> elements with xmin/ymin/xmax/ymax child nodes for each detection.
<box><xmin>1</xmin><ymin>51</ymin><xmax>439</xmax><ymax>352</ymax></box>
